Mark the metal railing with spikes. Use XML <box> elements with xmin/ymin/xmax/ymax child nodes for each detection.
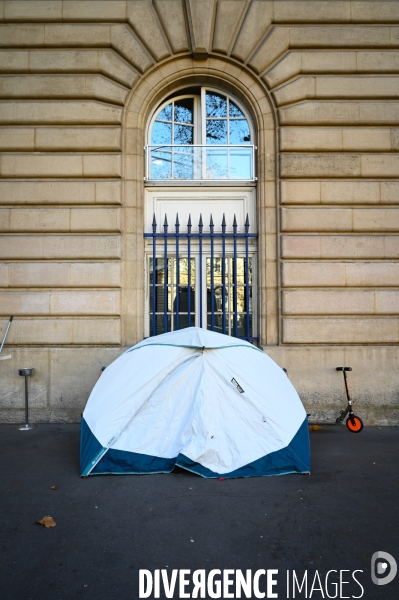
<box><xmin>144</xmin><ymin>213</ymin><xmax>258</xmax><ymax>342</ymax></box>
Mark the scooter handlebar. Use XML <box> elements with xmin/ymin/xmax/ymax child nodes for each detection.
<box><xmin>336</xmin><ymin>367</ymin><xmax>352</xmax><ymax>371</ymax></box>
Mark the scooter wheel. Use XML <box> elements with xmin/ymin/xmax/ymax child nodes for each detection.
<box><xmin>346</xmin><ymin>415</ymin><xmax>363</xmax><ymax>433</ymax></box>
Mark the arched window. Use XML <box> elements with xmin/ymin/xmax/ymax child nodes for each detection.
<box><xmin>146</xmin><ymin>88</ymin><xmax>255</xmax><ymax>181</ymax></box>
<box><xmin>144</xmin><ymin>87</ymin><xmax>257</xmax><ymax>342</ymax></box>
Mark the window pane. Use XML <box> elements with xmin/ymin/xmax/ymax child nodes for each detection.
<box><xmin>179</xmin><ymin>258</ymin><xmax>195</xmax><ymax>285</ymax></box>
<box><xmin>235</xmin><ymin>258</ymin><xmax>245</xmax><ymax>284</ymax></box>
<box><xmin>174</xmin><ymin>124</ymin><xmax>193</xmax><ymax>145</ymax></box>
<box><xmin>213</xmin><ymin>258</ymin><xmax>223</xmax><ymax>285</ymax></box>
<box><xmin>206</xmin><ymin>92</ymin><xmax>227</xmax><ymax>117</ymax></box>
<box><xmin>150</xmin><ymin>286</ymin><xmax>166</xmax><ymax>313</ymax></box>
<box><xmin>150</xmin><ymin>151</ymin><xmax>172</xmax><ymax>179</ymax></box>
<box><xmin>207</xmin><ymin>286</ymin><xmax>223</xmax><ymax>312</ymax></box>
<box><xmin>233</xmin><ymin>257</ymin><xmax>253</xmax><ymax>286</ymax></box>
<box><xmin>151</xmin><ymin>121</ymin><xmax>172</xmax><ymax>144</ymax></box>
<box><xmin>206</xmin><ymin>148</ymin><xmax>228</xmax><ymax>178</ymax></box>
<box><xmin>229</xmin><ymin>148</ymin><xmax>252</xmax><ymax>179</ymax></box>
<box><xmin>229</xmin><ymin>119</ymin><xmax>250</xmax><ymax>144</ymax></box>
<box><xmin>248</xmin><ymin>258</ymin><xmax>253</xmax><ymax>285</ymax></box>
<box><xmin>228</xmin><ymin>314</ymin><xmax>252</xmax><ymax>338</ymax></box>
<box><xmin>157</xmin><ymin>103</ymin><xmax>172</xmax><ymax>121</ymax></box>
<box><xmin>237</xmin><ymin>286</ymin><xmax>246</xmax><ymax>312</ymax></box>
<box><xmin>229</xmin><ymin>101</ymin><xmax>245</xmax><ymax>118</ymax></box>
<box><xmin>207</xmin><ymin>313</ymin><xmax>224</xmax><ymax>334</ymax></box>
<box><xmin>237</xmin><ymin>314</ymin><xmax>252</xmax><ymax>338</ymax></box>
<box><xmin>173</xmin><ymin>152</ymin><xmax>194</xmax><ymax>179</ymax></box>
<box><xmin>178</xmin><ymin>286</ymin><xmax>195</xmax><ymax>312</ymax></box>
<box><xmin>150</xmin><ymin>314</ymin><xmax>171</xmax><ymax>336</ymax></box>
<box><xmin>206</xmin><ymin>119</ymin><xmax>227</xmax><ymax>144</ymax></box>
<box><xmin>149</xmin><ymin>258</ymin><xmax>169</xmax><ymax>285</ymax></box>
<box><xmin>174</xmin><ymin>98</ymin><xmax>193</xmax><ymax>124</ymax></box>
<box><xmin>179</xmin><ymin>314</ymin><xmax>196</xmax><ymax>330</ymax></box>
<box><xmin>207</xmin><ymin>259</ymin><xmax>225</xmax><ymax>285</ymax></box>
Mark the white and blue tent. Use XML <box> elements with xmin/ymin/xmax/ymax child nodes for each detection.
<box><xmin>80</xmin><ymin>328</ymin><xmax>310</xmax><ymax>478</ymax></box>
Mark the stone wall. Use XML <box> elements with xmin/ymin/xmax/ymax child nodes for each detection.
<box><xmin>0</xmin><ymin>0</ymin><xmax>398</xmax><ymax>424</ymax></box>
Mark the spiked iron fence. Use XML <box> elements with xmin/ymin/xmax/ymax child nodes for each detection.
<box><xmin>144</xmin><ymin>213</ymin><xmax>258</xmax><ymax>342</ymax></box>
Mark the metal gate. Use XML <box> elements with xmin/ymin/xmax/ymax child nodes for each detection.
<box><xmin>144</xmin><ymin>213</ymin><xmax>258</xmax><ymax>342</ymax></box>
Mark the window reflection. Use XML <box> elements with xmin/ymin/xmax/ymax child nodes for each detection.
<box><xmin>229</xmin><ymin>120</ymin><xmax>250</xmax><ymax>144</ymax></box>
<box><xmin>174</xmin><ymin>98</ymin><xmax>193</xmax><ymax>124</ymax></box>
<box><xmin>206</xmin><ymin>92</ymin><xmax>227</xmax><ymax>118</ymax></box>
<box><xmin>206</xmin><ymin>257</ymin><xmax>253</xmax><ymax>337</ymax></box>
<box><xmin>174</xmin><ymin>124</ymin><xmax>193</xmax><ymax>145</ymax></box>
<box><xmin>157</xmin><ymin>103</ymin><xmax>172</xmax><ymax>121</ymax></box>
<box><xmin>152</xmin><ymin>121</ymin><xmax>172</xmax><ymax>145</ymax></box>
<box><xmin>149</xmin><ymin>257</ymin><xmax>196</xmax><ymax>335</ymax></box>
<box><xmin>206</xmin><ymin>120</ymin><xmax>227</xmax><ymax>144</ymax></box>
<box><xmin>229</xmin><ymin>101</ymin><xmax>245</xmax><ymax>118</ymax></box>
<box><xmin>149</xmin><ymin>89</ymin><xmax>253</xmax><ymax>180</ymax></box>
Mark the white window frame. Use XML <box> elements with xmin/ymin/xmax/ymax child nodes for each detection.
<box><xmin>147</xmin><ymin>87</ymin><xmax>254</xmax><ymax>147</ymax></box>
<box><xmin>144</xmin><ymin>87</ymin><xmax>257</xmax><ymax>340</ymax></box>
<box><xmin>146</xmin><ymin>87</ymin><xmax>256</xmax><ymax>183</ymax></box>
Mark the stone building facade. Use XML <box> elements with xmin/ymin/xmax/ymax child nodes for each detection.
<box><xmin>0</xmin><ymin>0</ymin><xmax>398</xmax><ymax>424</ymax></box>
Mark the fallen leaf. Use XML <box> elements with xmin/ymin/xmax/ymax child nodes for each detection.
<box><xmin>50</xmin><ymin>486</ymin><xmax>57</xmax><ymax>490</ymax></box>
<box><xmin>309</xmin><ymin>425</ymin><xmax>321</xmax><ymax>431</ymax></box>
<box><xmin>36</xmin><ymin>516</ymin><xmax>56</xmax><ymax>528</ymax></box>
<box><xmin>372</xmin><ymin>462</ymin><xmax>376</xmax><ymax>465</ymax></box>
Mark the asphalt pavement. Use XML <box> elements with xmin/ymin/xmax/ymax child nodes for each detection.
<box><xmin>1</xmin><ymin>424</ymin><xmax>398</xmax><ymax>600</ymax></box>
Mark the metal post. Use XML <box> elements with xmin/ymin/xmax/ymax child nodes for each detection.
<box><xmin>199</xmin><ymin>214</ymin><xmax>203</xmax><ymax>328</ymax></box>
<box><xmin>175</xmin><ymin>214</ymin><xmax>180</xmax><ymax>331</ymax></box>
<box><xmin>18</xmin><ymin>368</ymin><xmax>35</xmax><ymax>430</ymax></box>
<box><xmin>233</xmin><ymin>214</ymin><xmax>238</xmax><ymax>338</ymax></box>
<box><xmin>210</xmin><ymin>214</ymin><xmax>214</xmax><ymax>331</ymax></box>
<box><xmin>187</xmin><ymin>214</ymin><xmax>192</xmax><ymax>326</ymax></box>
<box><xmin>221</xmin><ymin>215</ymin><xmax>227</xmax><ymax>335</ymax></box>
<box><xmin>163</xmin><ymin>214</ymin><xmax>168</xmax><ymax>333</ymax></box>
<box><xmin>152</xmin><ymin>214</ymin><xmax>157</xmax><ymax>337</ymax></box>
<box><xmin>245</xmin><ymin>213</ymin><xmax>250</xmax><ymax>340</ymax></box>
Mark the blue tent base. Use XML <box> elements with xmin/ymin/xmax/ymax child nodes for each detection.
<box><xmin>80</xmin><ymin>418</ymin><xmax>310</xmax><ymax>478</ymax></box>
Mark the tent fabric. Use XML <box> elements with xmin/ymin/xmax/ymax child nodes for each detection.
<box><xmin>80</xmin><ymin>327</ymin><xmax>310</xmax><ymax>478</ymax></box>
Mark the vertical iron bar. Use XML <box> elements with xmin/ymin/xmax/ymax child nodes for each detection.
<box><xmin>187</xmin><ymin>214</ymin><xmax>192</xmax><ymax>326</ymax></box>
<box><xmin>233</xmin><ymin>214</ymin><xmax>238</xmax><ymax>338</ymax></box>
<box><xmin>245</xmin><ymin>213</ymin><xmax>250</xmax><ymax>340</ymax></box>
<box><xmin>199</xmin><ymin>214</ymin><xmax>203</xmax><ymax>328</ymax></box>
<box><xmin>152</xmin><ymin>214</ymin><xmax>157</xmax><ymax>337</ymax></box>
<box><xmin>210</xmin><ymin>214</ymin><xmax>214</xmax><ymax>331</ymax></box>
<box><xmin>221</xmin><ymin>214</ymin><xmax>226</xmax><ymax>335</ymax></box>
<box><xmin>163</xmin><ymin>214</ymin><xmax>168</xmax><ymax>333</ymax></box>
<box><xmin>175</xmin><ymin>214</ymin><xmax>180</xmax><ymax>331</ymax></box>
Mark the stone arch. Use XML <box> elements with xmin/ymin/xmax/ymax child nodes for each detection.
<box><xmin>121</xmin><ymin>55</ymin><xmax>278</xmax><ymax>347</ymax></box>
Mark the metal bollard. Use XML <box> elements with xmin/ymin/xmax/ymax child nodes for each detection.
<box><xmin>17</xmin><ymin>368</ymin><xmax>36</xmax><ymax>431</ymax></box>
